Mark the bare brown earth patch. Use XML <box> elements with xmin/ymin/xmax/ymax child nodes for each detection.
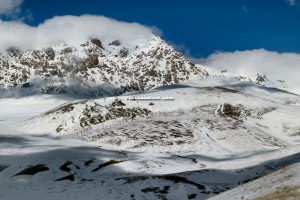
<box><xmin>255</xmin><ymin>185</ymin><xmax>300</xmax><ymax>200</ymax></box>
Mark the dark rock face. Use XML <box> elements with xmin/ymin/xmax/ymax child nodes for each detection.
<box><xmin>256</xmin><ymin>74</ymin><xmax>267</xmax><ymax>84</ymax></box>
<box><xmin>222</xmin><ymin>104</ymin><xmax>243</xmax><ymax>118</ymax></box>
<box><xmin>119</xmin><ymin>48</ymin><xmax>129</xmax><ymax>58</ymax></box>
<box><xmin>6</xmin><ymin>47</ymin><xmax>21</xmax><ymax>57</ymax></box>
<box><xmin>62</xmin><ymin>47</ymin><xmax>73</xmax><ymax>54</ymax></box>
<box><xmin>45</xmin><ymin>47</ymin><xmax>55</xmax><ymax>60</ymax></box>
<box><xmin>217</xmin><ymin>103</ymin><xmax>276</xmax><ymax>120</ymax></box>
<box><xmin>41</xmin><ymin>99</ymin><xmax>152</xmax><ymax>133</ymax></box>
<box><xmin>109</xmin><ymin>40</ymin><xmax>121</xmax><ymax>46</ymax></box>
<box><xmin>111</xmin><ymin>99</ymin><xmax>126</xmax><ymax>107</ymax></box>
<box><xmin>90</xmin><ymin>38</ymin><xmax>104</xmax><ymax>49</ymax></box>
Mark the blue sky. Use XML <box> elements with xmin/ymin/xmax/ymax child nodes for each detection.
<box><xmin>2</xmin><ymin>0</ymin><xmax>300</xmax><ymax>57</ymax></box>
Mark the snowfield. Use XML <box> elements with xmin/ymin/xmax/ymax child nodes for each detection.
<box><xmin>1</xmin><ymin>77</ymin><xmax>300</xmax><ymax>199</ymax></box>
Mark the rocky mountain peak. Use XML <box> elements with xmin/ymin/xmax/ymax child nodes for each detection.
<box><xmin>0</xmin><ymin>36</ymin><xmax>206</xmax><ymax>98</ymax></box>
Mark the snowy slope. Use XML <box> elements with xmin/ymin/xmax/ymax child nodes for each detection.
<box><xmin>210</xmin><ymin>162</ymin><xmax>300</xmax><ymax>200</ymax></box>
<box><xmin>0</xmin><ymin>77</ymin><xmax>298</xmax><ymax>199</ymax></box>
<box><xmin>196</xmin><ymin>63</ymin><xmax>299</xmax><ymax>96</ymax></box>
<box><xmin>1</xmin><ymin>34</ymin><xmax>300</xmax><ymax>199</ymax></box>
<box><xmin>20</xmin><ymin>78</ymin><xmax>300</xmax><ymax>157</ymax></box>
<box><xmin>0</xmin><ymin>131</ymin><xmax>299</xmax><ymax>200</ymax></box>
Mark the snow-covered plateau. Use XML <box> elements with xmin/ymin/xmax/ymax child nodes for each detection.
<box><xmin>0</xmin><ymin>36</ymin><xmax>300</xmax><ymax>200</ymax></box>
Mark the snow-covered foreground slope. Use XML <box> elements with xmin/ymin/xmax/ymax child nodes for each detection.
<box><xmin>1</xmin><ymin>77</ymin><xmax>300</xmax><ymax>199</ymax></box>
<box><xmin>210</xmin><ymin>162</ymin><xmax>300</xmax><ymax>200</ymax></box>
<box><xmin>0</xmin><ymin>131</ymin><xmax>299</xmax><ymax>200</ymax></box>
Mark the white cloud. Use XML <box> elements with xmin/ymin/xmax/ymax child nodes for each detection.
<box><xmin>198</xmin><ymin>49</ymin><xmax>300</xmax><ymax>94</ymax></box>
<box><xmin>0</xmin><ymin>15</ymin><xmax>157</xmax><ymax>51</ymax></box>
<box><xmin>0</xmin><ymin>0</ymin><xmax>23</xmax><ymax>16</ymax></box>
<box><xmin>287</xmin><ymin>0</ymin><xmax>297</xmax><ymax>6</ymax></box>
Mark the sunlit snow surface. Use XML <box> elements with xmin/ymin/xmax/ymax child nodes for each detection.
<box><xmin>1</xmin><ymin>77</ymin><xmax>300</xmax><ymax>200</ymax></box>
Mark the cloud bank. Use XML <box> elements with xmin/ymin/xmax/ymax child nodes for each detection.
<box><xmin>0</xmin><ymin>15</ymin><xmax>157</xmax><ymax>51</ymax></box>
<box><xmin>198</xmin><ymin>49</ymin><xmax>300</xmax><ymax>94</ymax></box>
<box><xmin>0</xmin><ymin>0</ymin><xmax>23</xmax><ymax>16</ymax></box>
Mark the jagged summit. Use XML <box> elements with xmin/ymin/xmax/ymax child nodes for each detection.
<box><xmin>0</xmin><ymin>36</ymin><xmax>207</xmax><ymax>98</ymax></box>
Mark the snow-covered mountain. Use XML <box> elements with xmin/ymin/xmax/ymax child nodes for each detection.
<box><xmin>1</xmin><ymin>34</ymin><xmax>297</xmax><ymax>99</ymax></box>
<box><xmin>195</xmin><ymin>63</ymin><xmax>295</xmax><ymax>95</ymax></box>
<box><xmin>1</xmin><ymin>34</ymin><xmax>300</xmax><ymax>199</ymax></box>
<box><xmin>0</xmin><ymin>36</ymin><xmax>209</xmax><ymax>98</ymax></box>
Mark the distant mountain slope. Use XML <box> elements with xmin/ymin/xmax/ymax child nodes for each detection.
<box><xmin>20</xmin><ymin>79</ymin><xmax>300</xmax><ymax>156</ymax></box>
<box><xmin>195</xmin><ymin>63</ymin><xmax>297</xmax><ymax>96</ymax></box>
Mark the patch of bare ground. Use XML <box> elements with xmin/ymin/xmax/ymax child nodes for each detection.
<box><xmin>197</xmin><ymin>87</ymin><xmax>240</xmax><ymax>94</ymax></box>
<box><xmin>215</xmin><ymin>103</ymin><xmax>276</xmax><ymax>120</ymax></box>
<box><xmin>255</xmin><ymin>185</ymin><xmax>300</xmax><ymax>200</ymax></box>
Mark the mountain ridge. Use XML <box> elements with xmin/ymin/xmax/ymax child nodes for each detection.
<box><xmin>1</xmin><ymin>36</ymin><xmax>296</xmax><ymax>99</ymax></box>
<box><xmin>0</xmin><ymin>36</ymin><xmax>208</xmax><ymax>98</ymax></box>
